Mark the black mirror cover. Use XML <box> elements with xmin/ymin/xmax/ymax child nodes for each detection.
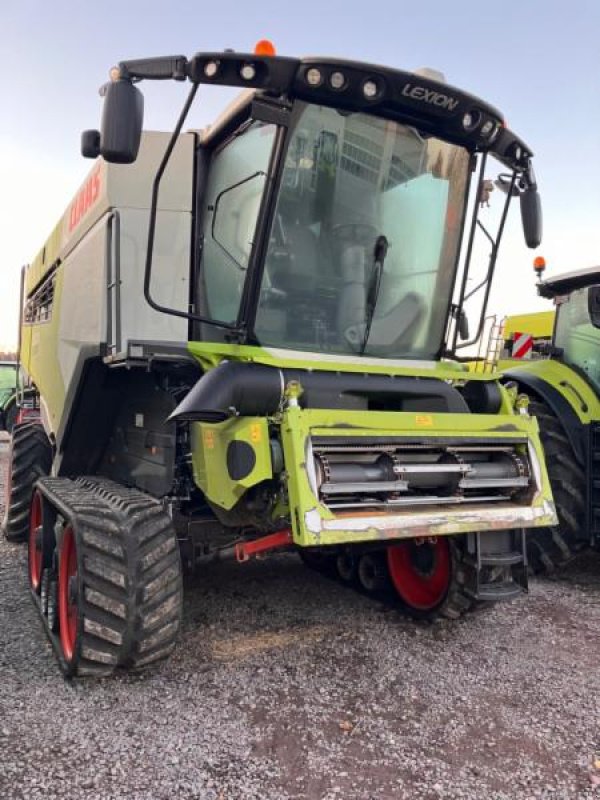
<box><xmin>81</xmin><ymin>129</ymin><xmax>101</xmax><ymax>159</ymax></box>
<box><xmin>458</xmin><ymin>308</ymin><xmax>469</xmax><ymax>341</ymax></box>
<box><xmin>520</xmin><ymin>188</ymin><xmax>542</xmax><ymax>249</ymax></box>
<box><xmin>100</xmin><ymin>80</ymin><xmax>144</xmax><ymax>164</ymax></box>
<box><xmin>588</xmin><ymin>286</ymin><xmax>600</xmax><ymax>328</ymax></box>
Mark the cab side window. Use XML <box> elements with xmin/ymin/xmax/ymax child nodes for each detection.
<box><xmin>200</xmin><ymin>122</ymin><xmax>276</xmax><ymax>324</ymax></box>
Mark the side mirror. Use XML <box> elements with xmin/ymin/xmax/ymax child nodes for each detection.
<box><xmin>458</xmin><ymin>308</ymin><xmax>470</xmax><ymax>341</ymax></box>
<box><xmin>99</xmin><ymin>80</ymin><xmax>144</xmax><ymax>164</ymax></box>
<box><xmin>588</xmin><ymin>286</ymin><xmax>600</xmax><ymax>328</ymax></box>
<box><xmin>520</xmin><ymin>186</ymin><xmax>542</xmax><ymax>249</ymax></box>
<box><xmin>81</xmin><ymin>129</ymin><xmax>101</xmax><ymax>159</ymax></box>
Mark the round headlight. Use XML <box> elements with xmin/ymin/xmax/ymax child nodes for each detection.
<box><xmin>330</xmin><ymin>71</ymin><xmax>346</xmax><ymax>90</ymax></box>
<box><xmin>204</xmin><ymin>61</ymin><xmax>220</xmax><ymax>78</ymax></box>
<box><xmin>306</xmin><ymin>67</ymin><xmax>323</xmax><ymax>87</ymax></box>
<box><xmin>240</xmin><ymin>63</ymin><xmax>257</xmax><ymax>81</ymax></box>
<box><xmin>480</xmin><ymin>119</ymin><xmax>496</xmax><ymax>138</ymax></box>
<box><xmin>462</xmin><ymin>110</ymin><xmax>481</xmax><ymax>131</ymax></box>
<box><xmin>363</xmin><ymin>79</ymin><xmax>378</xmax><ymax>99</ymax></box>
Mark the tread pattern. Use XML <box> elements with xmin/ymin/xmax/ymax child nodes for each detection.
<box><xmin>38</xmin><ymin>476</ymin><xmax>183</xmax><ymax>677</ymax></box>
<box><xmin>525</xmin><ymin>399</ymin><xmax>586</xmax><ymax>573</ymax></box>
<box><xmin>2</xmin><ymin>422</ymin><xmax>52</xmax><ymax>542</ymax></box>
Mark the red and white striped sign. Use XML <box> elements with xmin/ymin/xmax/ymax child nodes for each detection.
<box><xmin>511</xmin><ymin>332</ymin><xmax>533</xmax><ymax>358</ymax></box>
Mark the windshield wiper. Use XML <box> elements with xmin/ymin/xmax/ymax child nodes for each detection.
<box><xmin>360</xmin><ymin>235</ymin><xmax>388</xmax><ymax>355</ymax></box>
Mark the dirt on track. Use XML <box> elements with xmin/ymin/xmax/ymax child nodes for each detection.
<box><xmin>1</xmin><ymin>435</ymin><xmax>599</xmax><ymax>800</ymax></box>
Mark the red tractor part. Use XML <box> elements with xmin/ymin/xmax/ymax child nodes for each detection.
<box><xmin>235</xmin><ymin>529</ymin><xmax>293</xmax><ymax>562</ymax></box>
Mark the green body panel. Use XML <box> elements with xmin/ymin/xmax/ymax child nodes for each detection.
<box><xmin>20</xmin><ymin>270</ymin><xmax>67</xmax><ymax>430</ymax></box>
<box><xmin>191</xmin><ymin>417</ymin><xmax>273</xmax><ymax>509</ymax></box>
<box><xmin>501</xmin><ymin>358</ymin><xmax>600</xmax><ymax>424</ymax></box>
<box><xmin>26</xmin><ymin>219</ymin><xmax>63</xmax><ymax>297</ymax></box>
<box><xmin>187</xmin><ymin>340</ymin><xmax>485</xmax><ymax>381</ymax></box>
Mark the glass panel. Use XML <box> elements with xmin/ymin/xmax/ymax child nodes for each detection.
<box><xmin>254</xmin><ymin>104</ymin><xmax>470</xmax><ymax>359</ymax></box>
<box><xmin>200</xmin><ymin>122</ymin><xmax>276</xmax><ymax>324</ymax></box>
<box><xmin>554</xmin><ymin>288</ymin><xmax>600</xmax><ymax>392</ymax></box>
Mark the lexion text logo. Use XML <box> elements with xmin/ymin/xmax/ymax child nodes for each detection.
<box><xmin>401</xmin><ymin>84</ymin><xmax>459</xmax><ymax>112</ymax></box>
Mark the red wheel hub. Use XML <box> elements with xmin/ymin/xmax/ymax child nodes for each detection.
<box><xmin>28</xmin><ymin>490</ymin><xmax>43</xmax><ymax>592</ymax></box>
<box><xmin>58</xmin><ymin>526</ymin><xmax>78</xmax><ymax>662</ymax></box>
<box><xmin>387</xmin><ymin>537</ymin><xmax>451</xmax><ymax>611</ymax></box>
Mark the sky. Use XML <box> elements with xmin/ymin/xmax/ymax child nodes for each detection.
<box><xmin>1</xmin><ymin>0</ymin><xmax>599</xmax><ymax>351</ymax></box>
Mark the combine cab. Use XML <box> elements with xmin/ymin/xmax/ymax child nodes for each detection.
<box><xmin>2</xmin><ymin>45</ymin><xmax>555</xmax><ymax>676</ymax></box>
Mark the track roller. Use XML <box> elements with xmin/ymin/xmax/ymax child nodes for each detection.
<box><xmin>357</xmin><ymin>552</ymin><xmax>388</xmax><ymax>593</ymax></box>
<box><xmin>336</xmin><ymin>550</ymin><xmax>358</xmax><ymax>583</ymax></box>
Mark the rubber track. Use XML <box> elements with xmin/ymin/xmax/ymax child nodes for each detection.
<box><xmin>38</xmin><ymin>476</ymin><xmax>183</xmax><ymax>677</ymax></box>
<box><xmin>525</xmin><ymin>399</ymin><xmax>587</xmax><ymax>573</ymax></box>
<box><xmin>2</xmin><ymin>422</ymin><xmax>52</xmax><ymax>542</ymax></box>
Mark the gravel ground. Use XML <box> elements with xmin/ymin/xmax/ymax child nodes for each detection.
<box><xmin>1</xmin><ymin>434</ymin><xmax>599</xmax><ymax>799</ymax></box>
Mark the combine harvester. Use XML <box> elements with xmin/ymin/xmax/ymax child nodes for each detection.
<box><xmin>2</xmin><ymin>43</ymin><xmax>555</xmax><ymax>676</ymax></box>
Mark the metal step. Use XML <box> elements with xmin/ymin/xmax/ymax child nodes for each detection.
<box><xmin>474</xmin><ymin>581</ymin><xmax>524</xmax><ymax>601</ymax></box>
<box><xmin>479</xmin><ymin>551</ymin><xmax>526</xmax><ymax>567</ymax></box>
<box><xmin>465</xmin><ymin>530</ymin><xmax>528</xmax><ymax>602</ymax></box>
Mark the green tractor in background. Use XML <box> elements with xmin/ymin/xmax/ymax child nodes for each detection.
<box><xmin>0</xmin><ymin>361</ymin><xmax>19</xmax><ymax>433</ymax></box>
<box><xmin>503</xmin><ymin>261</ymin><xmax>600</xmax><ymax>572</ymax></box>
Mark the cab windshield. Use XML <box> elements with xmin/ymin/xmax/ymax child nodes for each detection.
<box><xmin>253</xmin><ymin>103</ymin><xmax>470</xmax><ymax>359</ymax></box>
<box><xmin>554</xmin><ymin>288</ymin><xmax>600</xmax><ymax>393</ymax></box>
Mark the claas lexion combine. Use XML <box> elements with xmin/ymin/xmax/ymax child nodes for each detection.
<box><xmin>2</xmin><ymin>43</ymin><xmax>556</xmax><ymax>676</ymax></box>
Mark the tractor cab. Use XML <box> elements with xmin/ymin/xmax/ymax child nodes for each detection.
<box><xmin>538</xmin><ymin>265</ymin><xmax>600</xmax><ymax>394</ymax></box>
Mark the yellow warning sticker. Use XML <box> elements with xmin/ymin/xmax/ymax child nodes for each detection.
<box><xmin>250</xmin><ymin>423</ymin><xmax>262</xmax><ymax>444</ymax></box>
<box><xmin>203</xmin><ymin>429</ymin><xmax>215</xmax><ymax>449</ymax></box>
<box><xmin>415</xmin><ymin>415</ymin><xmax>434</xmax><ymax>427</ymax></box>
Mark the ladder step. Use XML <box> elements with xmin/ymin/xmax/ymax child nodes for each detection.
<box><xmin>474</xmin><ymin>581</ymin><xmax>524</xmax><ymax>601</ymax></box>
<box><xmin>479</xmin><ymin>551</ymin><xmax>525</xmax><ymax>567</ymax></box>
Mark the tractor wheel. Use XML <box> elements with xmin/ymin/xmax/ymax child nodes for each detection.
<box><xmin>386</xmin><ymin>536</ymin><xmax>472</xmax><ymax>620</ymax></box>
<box><xmin>526</xmin><ymin>399</ymin><xmax>587</xmax><ymax>573</ymax></box>
<box><xmin>4</xmin><ymin>401</ymin><xmax>18</xmax><ymax>434</ymax></box>
<box><xmin>2</xmin><ymin>422</ymin><xmax>52</xmax><ymax>542</ymax></box>
<box><xmin>51</xmin><ymin>478</ymin><xmax>183</xmax><ymax>677</ymax></box>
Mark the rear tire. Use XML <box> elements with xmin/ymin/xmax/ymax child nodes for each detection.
<box><xmin>526</xmin><ymin>399</ymin><xmax>586</xmax><ymax>573</ymax></box>
<box><xmin>2</xmin><ymin>422</ymin><xmax>52</xmax><ymax>542</ymax></box>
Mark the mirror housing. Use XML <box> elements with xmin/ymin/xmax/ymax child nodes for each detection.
<box><xmin>99</xmin><ymin>80</ymin><xmax>144</xmax><ymax>164</ymax></box>
<box><xmin>458</xmin><ymin>308</ymin><xmax>469</xmax><ymax>341</ymax></box>
<box><xmin>588</xmin><ymin>286</ymin><xmax>600</xmax><ymax>328</ymax></box>
<box><xmin>520</xmin><ymin>186</ymin><xmax>542</xmax><ymax>249</ymax></box>
<box><xmin>81</xmin><ymin>129</ymin><xmax>101</xmax><ymax>159</ymax></box>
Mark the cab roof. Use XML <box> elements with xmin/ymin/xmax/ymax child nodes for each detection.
<box><xmin>538</xmin><ymin>266</ymin><xmax>600</xmax><ymax>298</ymax></box>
